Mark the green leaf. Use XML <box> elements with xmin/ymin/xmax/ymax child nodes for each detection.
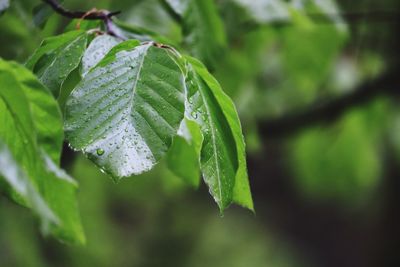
<box><xmin>1</xmin><ymin>61</ymin><xmax>64</xmax><ymax>163</ymax></box>
<box><xmin>0</xmin><ymin>60</ymin><xmax>84</xmax><ymax>244</ymax></box>
<box><xmin>167</xmin><ymin>118</ymin><xmax>203</xmax><ymax>188</ymax></box>
<box><xmin>81</xmin><ymin>34</ymin><xmax>122</xmax><ymax>77</ymax></box>
<box><xmin>65</xmin><ymin>42</ymin><xmax>185</xmax><ymax>180</ymax></box>
<box><xmin>0</xmin><ymin>138</ymin><xmax>58</xmax><ymax>234</ymax></box>
<box><xmin>26</xmin><ymin>30</ymin><xmax>88</xmax><ymax>97</ymax></box>
<box><xmin>182</xmin><ymin>57</ymin><xmax>234</xmax><ymax>210</ymax></box>
<box><xmin>186</xmin><ymin>57</ymin><xmax>253</xmax><ymax>210</ymax></box>
<box><xmin>181</xmin><ymin>0</ymin><xmax>226</xmax><ymax>67</ymax></box>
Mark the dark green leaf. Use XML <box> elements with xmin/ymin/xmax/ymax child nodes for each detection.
<box><xmin>186</xmin><ymin>57</ymin><xmax>253</xmax><ymax>210</ymax></box>
<box><xmin>65</xmin><ymin>41</ymin><xmax>185</xmax><ymax>180</ymax></box>
<box><xmin>26</xmin><ymin>30</ymin><xmax>88</xmax><ymax>97</ymax></box>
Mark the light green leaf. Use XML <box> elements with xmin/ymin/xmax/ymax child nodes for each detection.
<box><xmin>0</xmin><ymin>140</ymin><xmax>58</xmax><ymax>235</ymax></box>
<box><xmin>1</xmin><ymin>60</ymin><xmax>64</xmax><ymax>163</ymax></box>
<box><xmin>0</xmin><ymin>61</ymin><xmax>84</xmax><ymax>244</ymax></box>
<box><xmin>26</xmin><ymin>30</ymin><xmax>88</xmax><ymax>97</ymax></box>
<box><xmin>81</xmin><ymin>34</ymin><xmax>122</xmax><ymax>77</ymax></box>
<box><xmin>186</xmin><ymin>57</ymin><xmax>253</xmax><ymax>210</ymax></box>
<box><xmin>182</xmin><ymin>0</ymin><xmax>226</xmax><ymax>66</ymax></box>
<box><xmin>65</xmin><ymin>42</ymin><xmax>185</xmax><ymax>180</ymax></box>
<box><xmin>167</xmin><ymin>118</ymin><xmax>203</xmax><ymax>188</ymax></box>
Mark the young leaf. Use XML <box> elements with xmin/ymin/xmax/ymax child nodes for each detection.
<box><xmin>0</xmin><ymin>61</ymin><xmax>84</xmax><ymax>244</ymax></box>
<box><xmin>186</xmin><ymin>57</ymin><xmax>254</xmax><ymax>210</ymax></box>
<box><xmin>25</xmin><ymin>30</ymin><xmax>88</xmax><ymax>97</ymax></box>
<box><xmin>167</xmin><ymin>118</ymin><xmax>203</xmax><ymax>188</ymax></box>
<box><xmin>65</xmin><ymin>42</ymin><xmax>185</xmax><ymax>180</ymax></box>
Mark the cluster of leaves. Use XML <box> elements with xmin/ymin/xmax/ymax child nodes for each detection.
<box><xmin>0</xmin><ymin>0</ymin><xmax>253</xmax><ymax>244</ymax></box>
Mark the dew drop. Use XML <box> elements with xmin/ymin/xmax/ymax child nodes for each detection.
<box><xmin>96</xmin><ymin>148</ymin><xmax>105</xmax><ymax>156</ymax></box>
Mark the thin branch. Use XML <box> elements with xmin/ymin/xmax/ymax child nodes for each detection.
<box><xmin>42</xmin><ymin>0</ymin><xmax>121</xmax><ymax>20</ymax></box>
<box><xmin>258</xmin><ymin>69</ymin><xmax>400</xmax><ymax>138</ymax></box>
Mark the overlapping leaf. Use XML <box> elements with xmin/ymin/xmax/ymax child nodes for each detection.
<box><xmin>186</xmin><ymin>57</ymin><xmax>253</xmax><ymax>210</ymax></box>
<box><xmin>179</xmin><ymin>56</ymin><xmax>252</xmax><ymax>211</ymax></box>
<box><xmin>26</xmin><ymin>30</ymin><xmax>88</xmax><ymax>97</ymax></box>
<box><xmin>65</xmin><ymin>41</ymin><xmax>186</xmax><ymax>180</ymax></box>
<box><xmin>0</xmin><ymin>59</ymin><xmax>84</xmax><ymax>244</ymax></box>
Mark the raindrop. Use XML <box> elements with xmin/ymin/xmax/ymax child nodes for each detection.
<box><xmin>96</xmin><ymin>148</ymin><xmax>105</xmax><ymax>156</ymax></box>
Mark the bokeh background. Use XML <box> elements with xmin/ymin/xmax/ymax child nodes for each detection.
<box><xmin>1</xmin><ymin>0</ymin><xmax>400</xmax><ymax>266</ymax></box>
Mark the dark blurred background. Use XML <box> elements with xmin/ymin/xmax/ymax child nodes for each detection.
<box><xmin>1</xmin><ymin>0</ymin><xmax>400</xmax><ymax>266</ymax></box>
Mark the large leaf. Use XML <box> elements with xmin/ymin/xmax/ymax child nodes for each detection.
<box><xmin>65</xmin><ymin>41</ymin><xmax>186</xmax><ymax>180</ymax></box>
<box><xmin>186</xmin><ymin>57</ymin><xmax>253</xmax><ymax>210</ymax></box>
<box><xmin>0</xmin><ymin>60</ymin><xmax>84</xmax><ymax>244</ymax></box>
<box><xmin>26</xmin><ymin>30</ymin><xmax>88</xmax><ymax>97</ymax></box>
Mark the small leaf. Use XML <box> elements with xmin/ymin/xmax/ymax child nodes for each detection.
<box><xmin>183</xmin><ymin>56</ymin><xmax>253</xmax><ymax>211</ymax></box>
<box><xmin>26</xmin><ymin>30</ymin><xmax>88</xmax><ymax>97</ymax></box>
<box><xmin>183</xmin><ymin>58</ymin><xmax>237</xmax><ymax>210</ymax></box>
<box><xmin>167</xmin><ymin>118</ymin><xmax>203</xmax><ymax>188</ymax></box>
<box><xmin>65</xmin><ymin>42</ymin><xmax>185</xmax><ymax>180</ymax></box>
<box><xmin>187</xmin><ymin>57</ymin><xmax>254</xmax><ymax>210</ymax></box>
<box><xmin>81</xmin><ymin>34</ymin><xmax>122</xmax><ymax>77</ymax></box>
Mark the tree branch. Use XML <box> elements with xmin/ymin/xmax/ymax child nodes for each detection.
<box><xmin>42</xmin><ymin>0</ymin><xmax>121</xmax><ymax>20</ymax></box>
<box><xmin>258</xmin><ymin>68</ymin><xmax>400</xmax><ymax>138</ymax></box>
